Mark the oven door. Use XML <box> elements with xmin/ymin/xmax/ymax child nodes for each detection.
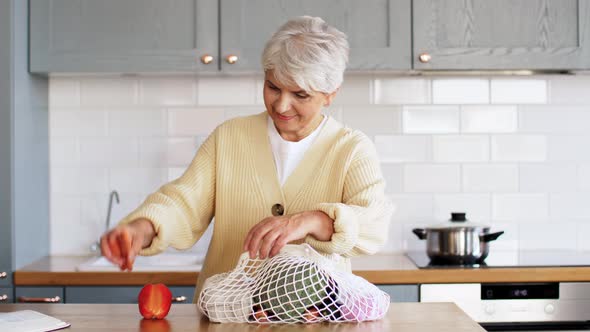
<box><xmin>420</xmin><ymin>283</ymin><xmax>590</xmax><ymax>331</ymax></box>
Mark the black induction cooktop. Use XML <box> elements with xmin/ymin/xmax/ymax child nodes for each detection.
<box><xmin>406</xmin><ymin>250</ymin><xmax>590</xmax><ymax>269</ymax></box>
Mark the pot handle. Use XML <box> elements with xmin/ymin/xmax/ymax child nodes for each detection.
<box><xmin>412</xmin><ymin>228</ymin><xmax>427</xmax><ymax>240</ymax></box>
<box><xmin>480</xmin><ymin>231</ymin><xmax>504</xmax><ymax>242</ymax></box>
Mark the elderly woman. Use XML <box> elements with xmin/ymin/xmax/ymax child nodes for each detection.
<box><xmin>101</xmin><ymin>16</ymin><xmax>394</xmax><ymax>303</ymax></box>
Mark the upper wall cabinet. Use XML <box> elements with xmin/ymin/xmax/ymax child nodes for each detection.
<box><xmin>220</xmin><ymin>0</ymin><xmax>411</xmax><ymax>72</ymax></box>
<box><xmin>413</xmin><ymin>0</ymin><xmax>590</xmax><ymax>70</ymax></box>
<box><xmin>29</xmin><ymin>0</ymin><xmax>219</xmax><ymax>73</ymax></box>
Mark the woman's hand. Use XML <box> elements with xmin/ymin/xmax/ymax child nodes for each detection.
<box><xmin>100</xmin><ymin>218</ymin><xmax>156</xmax><ymax>271</ymax></box>
<box><xmin>243</xmin><ymin>211</ymin><xmax>334</xmax><ymax>259</ymax></box>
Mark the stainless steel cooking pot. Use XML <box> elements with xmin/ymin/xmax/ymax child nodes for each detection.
<box><xmin>412</xmin><ymin>212</ymin><xmax>504</xmax><ymax>265</ymax></box>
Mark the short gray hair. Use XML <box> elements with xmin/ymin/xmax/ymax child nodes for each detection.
<box><xmin>261</xmin><ymin>16</ymin><xmax>349</xmax><ymax>94</ymax></box>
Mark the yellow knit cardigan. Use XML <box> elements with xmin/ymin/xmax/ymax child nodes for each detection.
<box><xmin>119</xmin><ymin>112</ymin><xmax>394</xmax><ymax>302</ymax></box>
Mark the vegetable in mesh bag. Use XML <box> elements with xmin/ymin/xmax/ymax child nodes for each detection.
<box><xmin>198</xmin><ymin>244</ymin><xmax>389</xmax><ymax>324</ymax></box>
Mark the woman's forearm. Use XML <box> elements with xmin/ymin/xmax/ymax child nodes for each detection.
<box><xmin>130</xmin><ymin>218</ymin><xmax>156</xmax><ymax>248</ymax></box>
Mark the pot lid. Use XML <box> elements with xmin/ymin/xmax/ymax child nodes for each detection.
<box><xmin>425</xmin><ymin>212</ymin><xmax>490</xmax><ymax>230</ymax></box>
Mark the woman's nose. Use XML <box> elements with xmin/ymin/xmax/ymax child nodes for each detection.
<box><xmin>274</xmin><ymin>94</ymin><xmax>292</xmax><ymax>114</ymax></box>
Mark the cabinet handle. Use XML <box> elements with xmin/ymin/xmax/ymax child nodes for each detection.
<box><xmin>418</xmin><ymin>53</ymin><xmax>432</xmax><ymax>63</ymax></box>
<box><xmin>0</xmin><ymin>271</ymin><xmax>6</xmax><ymax>279</ymax></box>
<box><xmin>225</xmin><ymin>55</ymin><xmax>238</xmax><ymax>64</ymax></box>
<box><xmin>17</xmin><ymin>296</ymin><xmax>61</xmax><ymax>303</ymax></box>
<box><xmin>200</xmin><ymin>54</ymin><xmax>214</xmax><ymax>64</ymax></box>
<box><xmin>172</xmin><ymin>295</ymin><xmax>187</xmax><ymax>303</ymax></box>
<box><xmin>0</xmin><ymin>294</ymin><xmax>8</xmax><ymax>302</ymax></box>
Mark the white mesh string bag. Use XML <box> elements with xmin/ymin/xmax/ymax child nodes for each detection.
<box><xmin>198</xmin><ymin>243</ymin><xmax>390</xmax><ymax>324</ymax></box>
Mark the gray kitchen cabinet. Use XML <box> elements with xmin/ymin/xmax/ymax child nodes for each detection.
<box><xmin>220</xmin><ymin>0</ymin><xmax>411</xmax><ymax>72</ymax></box>
<box><xmin>377</xmin><ymin>285</ymin><xmax>419</xmax><ymax>302</ymax></box>
<box><xmin>0</xmin><ymin>288</ymin><xmax>14</xmax><ymax>304</ymax></box>
<box><xmin>29</xmin><ymin>0</ymin><xmax>218</xmax><ymax>73</ymax></box>
<box><xmin>15</xmin><ymin>287</ymin><xmax>64</xmax><ymax>304</ymax></box>
<box><xmin>413</xmin><ymin>0</ymin><xmax>590</xmax><ymax>70</ymax></box>
<box><xmin>1</xmin><ymin>0</ymin><xmax>50</xmax><ymax>291</ymax></box>
<box><xmin>65</xmin><ymin>286</ymin><xmax>195</xmax><ymax>304</ymax></box>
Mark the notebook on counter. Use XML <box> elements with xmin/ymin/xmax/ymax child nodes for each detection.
<box><xmin>0</xmin><ymin>310</ymin><xmax>70</xmax><ymax>332</ymax></box>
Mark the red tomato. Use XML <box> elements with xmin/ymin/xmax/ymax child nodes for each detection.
<box><xmin>138</xmin><ymin>284</ymin><xmax>173</xmax><ymax>320</ymax></box>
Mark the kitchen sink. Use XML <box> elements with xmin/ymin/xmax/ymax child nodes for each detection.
<box><xmin>76</xmin><ymin>253</ymin><xmax>205</xmax><ymax>272</ymax></box>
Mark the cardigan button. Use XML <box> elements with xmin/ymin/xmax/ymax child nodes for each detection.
<box><xmin>271</xmin><ymin>204</ymin><xmax>284</xmax><ymax>216</ymax></box>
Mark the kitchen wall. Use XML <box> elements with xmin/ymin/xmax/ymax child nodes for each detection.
<box><xmin>49</xmin><ymin>74</ymin><xmax>590</xmax><ymax>255</ymax></box>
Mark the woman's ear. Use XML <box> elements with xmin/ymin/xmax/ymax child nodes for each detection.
<box><xmin>324</xmin><ymin>86</ymin><xmax>340</xmax><ymax>107</ymax></box>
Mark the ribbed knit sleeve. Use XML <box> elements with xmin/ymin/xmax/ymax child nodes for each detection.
<box><xmin>305</xmin><ymin>134</ymin><xmax>394</xmax><ymax>257</ymax></box>
<box><xmin>118</xmin><ymin>130</ymin><xmax>217</xmax><ymax>256</ymax></box>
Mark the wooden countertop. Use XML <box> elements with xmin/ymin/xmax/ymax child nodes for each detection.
<box><xmin>0</xmin><ymin>303</ymin><xmax>486</xmax><ymax>332</ymax></box>
<box><xmin>13</xmin><ymin>254</ymin><xmax>590</xmax><ymax>286</ymax></box>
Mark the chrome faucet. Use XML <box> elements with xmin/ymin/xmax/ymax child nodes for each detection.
<box><xmin>105</xmin><ymin>190</ymin><xmax>120</xmax><ymax>232</ymax></box>
<box><xmin>90</xmin><ymin>190</ymin><xmax>120</xmax><ymax>254</ymax></box>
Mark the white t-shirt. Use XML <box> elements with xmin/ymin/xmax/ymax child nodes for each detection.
<box><xmin>267</xmin><ymin>114</ymin><xmax>328</xmax><ymax>186</ymax></box>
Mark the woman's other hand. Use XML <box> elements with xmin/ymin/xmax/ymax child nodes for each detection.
<box><xmin>99</xmin><ymin>218</ymin><xmax>156</xmax><ymax>271</ymax></box>
<box><xmin>243</xmin><ymin>211</ymin><xmax>334</xmax><ymax>259</ymax></box>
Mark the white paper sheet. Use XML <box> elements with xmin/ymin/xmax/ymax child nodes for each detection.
<box><xmin>0</xmin><ymin>310</ymin><xmax>70</xmax><ymax>332</ymax></box>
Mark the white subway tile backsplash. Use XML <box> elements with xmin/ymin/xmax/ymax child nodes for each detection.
<box><xmin>342</xmin><ymin>106</ymin><xmax>401</xmax><ymax>135</ymax></box>
<box><xmin>462</xmin><ymin>164</ymin><xmax>519</xmax><ymax>193</ymax></box>
<box><xmin>50</xmin><ymin>78</ymin><xmax>80</xmax><ymax>107</ymax></box>
<box><xmin>168</xmin><ymin>108</ymin><xmax>225</xmax><ymax>136</ymax></box>
<box><xmin>50</xmin><ymin>110</ymin><xmax>107</xmax><ymax>137</ymax></box>
<box><xmin>81</xmin><ymin>78</ymin><xmax>138</xmax><ymax>106</ymax></box>
<box><xmin>48</xmin><ymin>75</ymin><xmax>590</xmax><ymax>254</ymax></box>
<box><xmin>374</xmin><ymin>78</ymin><xmax>430</xmax><ymax>104</ymax></box>
<box><xmin>389</xmin><ymin>194</ymin><xmax>434</xmax><ymax>220</ymax></box>
<box><xmin>491</xmin><ymin>135</ymin><xmax>547</xmax><ymax>162</ymax></box>
<box><xmin>109</xmin><ymin>168</ymin><xmax>167</xmax><ymax>194</ymax></box>
<box><xmin>404</xmin><ymin>164</ymin><xmax>461</xmax><ymax>193</ymax></box>
<box><xmin>549</xmin><ymin>76</ymin><xmax>590</xmax><ymax>104</ymax></box>
<box><xmin>433</xmin><ymin>194</ymin><xmax>491</xmax><ymax>221</ymax></box>
<box><xmin>51</xmin><ymin>168</ymin><xmax>108</xmax><ymax>194</ymax></box>
<box><xmin>519</xmin><ymin>223</ymin><xmax>577</xmax><ymax>250</ymax></box>
<box><xmin>109</xmin><ymin>109</ymin><xmax>166</xmax><ymax>137</ymax></box>
<box><xmin>550</xmin><ymin>193</ymin><xmax>590</xmax><ymax>219</ymax></box>
<box><xmin>139</xmin><ymin>138</ymin><xmax>168</xmax><ymax>167</ymax></box>
<box><xmin>79</xmin><ymin>137</ymin><xmax>139</xmax><ymax>167</ymax></box>
<box><xmin>519</xmin><ymin>106</ymin><xmax>590</xmax><ymax>134</ymax></box>
<box><xmin>519</xmin><ymin>164</ymin><xmax>578</xmax><ymax>192</ymax></box>
<box><xmin>491</xmin><ymin>79</ymin><xmax>547</xmax><ymax>104</ymax></box>
<box><xmin>374</xmin><ymin>135</ymin><xmax>431</xmax><ymax>163</ymax></box>
<box><xmin>403</xmin><ymin>106</ymin><xmax>460</xmax><ymax>134</ymax></box>
<box><xmin>461</xmin><ymin>106</ymin><xmax>517</xmax><ymax>133</ymax></box>
<box><xmin>167</xmin><ymin>138</ymin><xmax>199</xmax><ymax>167</ymax></box>
<box><xmin>577</xmin><ymin>223</ymin><xmax>590</xmax><ymax>251</ymax></box>
<box><xmin>547</xmin><ymin>136</ymin><xmax>590</xmax><ymax>162</ymax></box>
<box><xmin>335</xmin><ymin>75</ymin><xmax>373</xmax><ymax>105</ymax></box>
<box><xmin>433</xmin><ymin>135</ymin><xmax>489</xmax><ymax>162</ymax></box>
<box><xmin>380</xmin><ymin>163</ymin><xmax>404</xmax><ymax>193</ymax></box>
<box><xmin>493</xmin><ymin>194</ymin><xmax>549</xmax><ymax>221</ymax></box>
<box><xmin>140</xmin><ymin>76</ymin><xmax>195</xmax><ymax>106</ymax></box>
<box><xmin>197</xmin><ymin>77</ymin><xmax>256</xmax><ymax>105</ymax></box>
<box><xmin>580</xmin><ymin>164</ymin><xmax>590</xmax><ymax>191</ymax></box>
<box><xmin>379</xmin><ymin>222</ymin><xmax>403</xmax><ymax>253</ymax></box>
<box><xmin>432</xmin><ymin>79</ymin><xmax>489</xmax><ymax>104</ymax></box>
<box><xmin>50</xmin><ymin>138</ymin><xmax>79</xmax><ymax>166</ymax></box>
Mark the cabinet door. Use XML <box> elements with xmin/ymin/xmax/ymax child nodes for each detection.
<box><xmin>66</xmin><ymin>286</ymin><xmax>195</xmax><ymax>304</ymax></box>
<box><xmin>413</xmin><ymin>0</ymin><xmax>590</xmax><ymax>70</ymax></box>
<box><xmin>377</xmin><ymin>285</ymin><xmax>419</xmax><ymax>302</ymax></box>
<box><xmin>15</xmin><ymin>287</ymin><xmax>64</xmax><ymax>304</ymax></box>
<box><xmin>0</xmin><ymin>288</ymin><xmax>13</xmax><ymax>304</ymax></box>
<box><xmin>221</xmin><ymin>0</ymin><xmax>411</xmax><ymax>72</ymax></box>
<box><xmin>30</xmin><ymin>0</ymin><xmax>218</xmax><ymax>73</ymax></box>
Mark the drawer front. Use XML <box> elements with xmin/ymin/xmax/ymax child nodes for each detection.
<box><xmin>66</xmin><ymin>286</ymin><xmax>195</xmax><ymax>304</ymax></box>
<box><xmin>377</xmin><ymin>285</ymin><xmax>419</xmax><ymax>302</ymax></box>
<box><xmin>15</xmin><ymin>287</ymin><xmax>64</xmax><ymax>303</ymax></box>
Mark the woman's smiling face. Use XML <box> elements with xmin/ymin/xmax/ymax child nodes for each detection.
<box><xmin>263</xmin><ymin>70</ymin><xmax>337</xmax><ymax>142</ymax></box>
